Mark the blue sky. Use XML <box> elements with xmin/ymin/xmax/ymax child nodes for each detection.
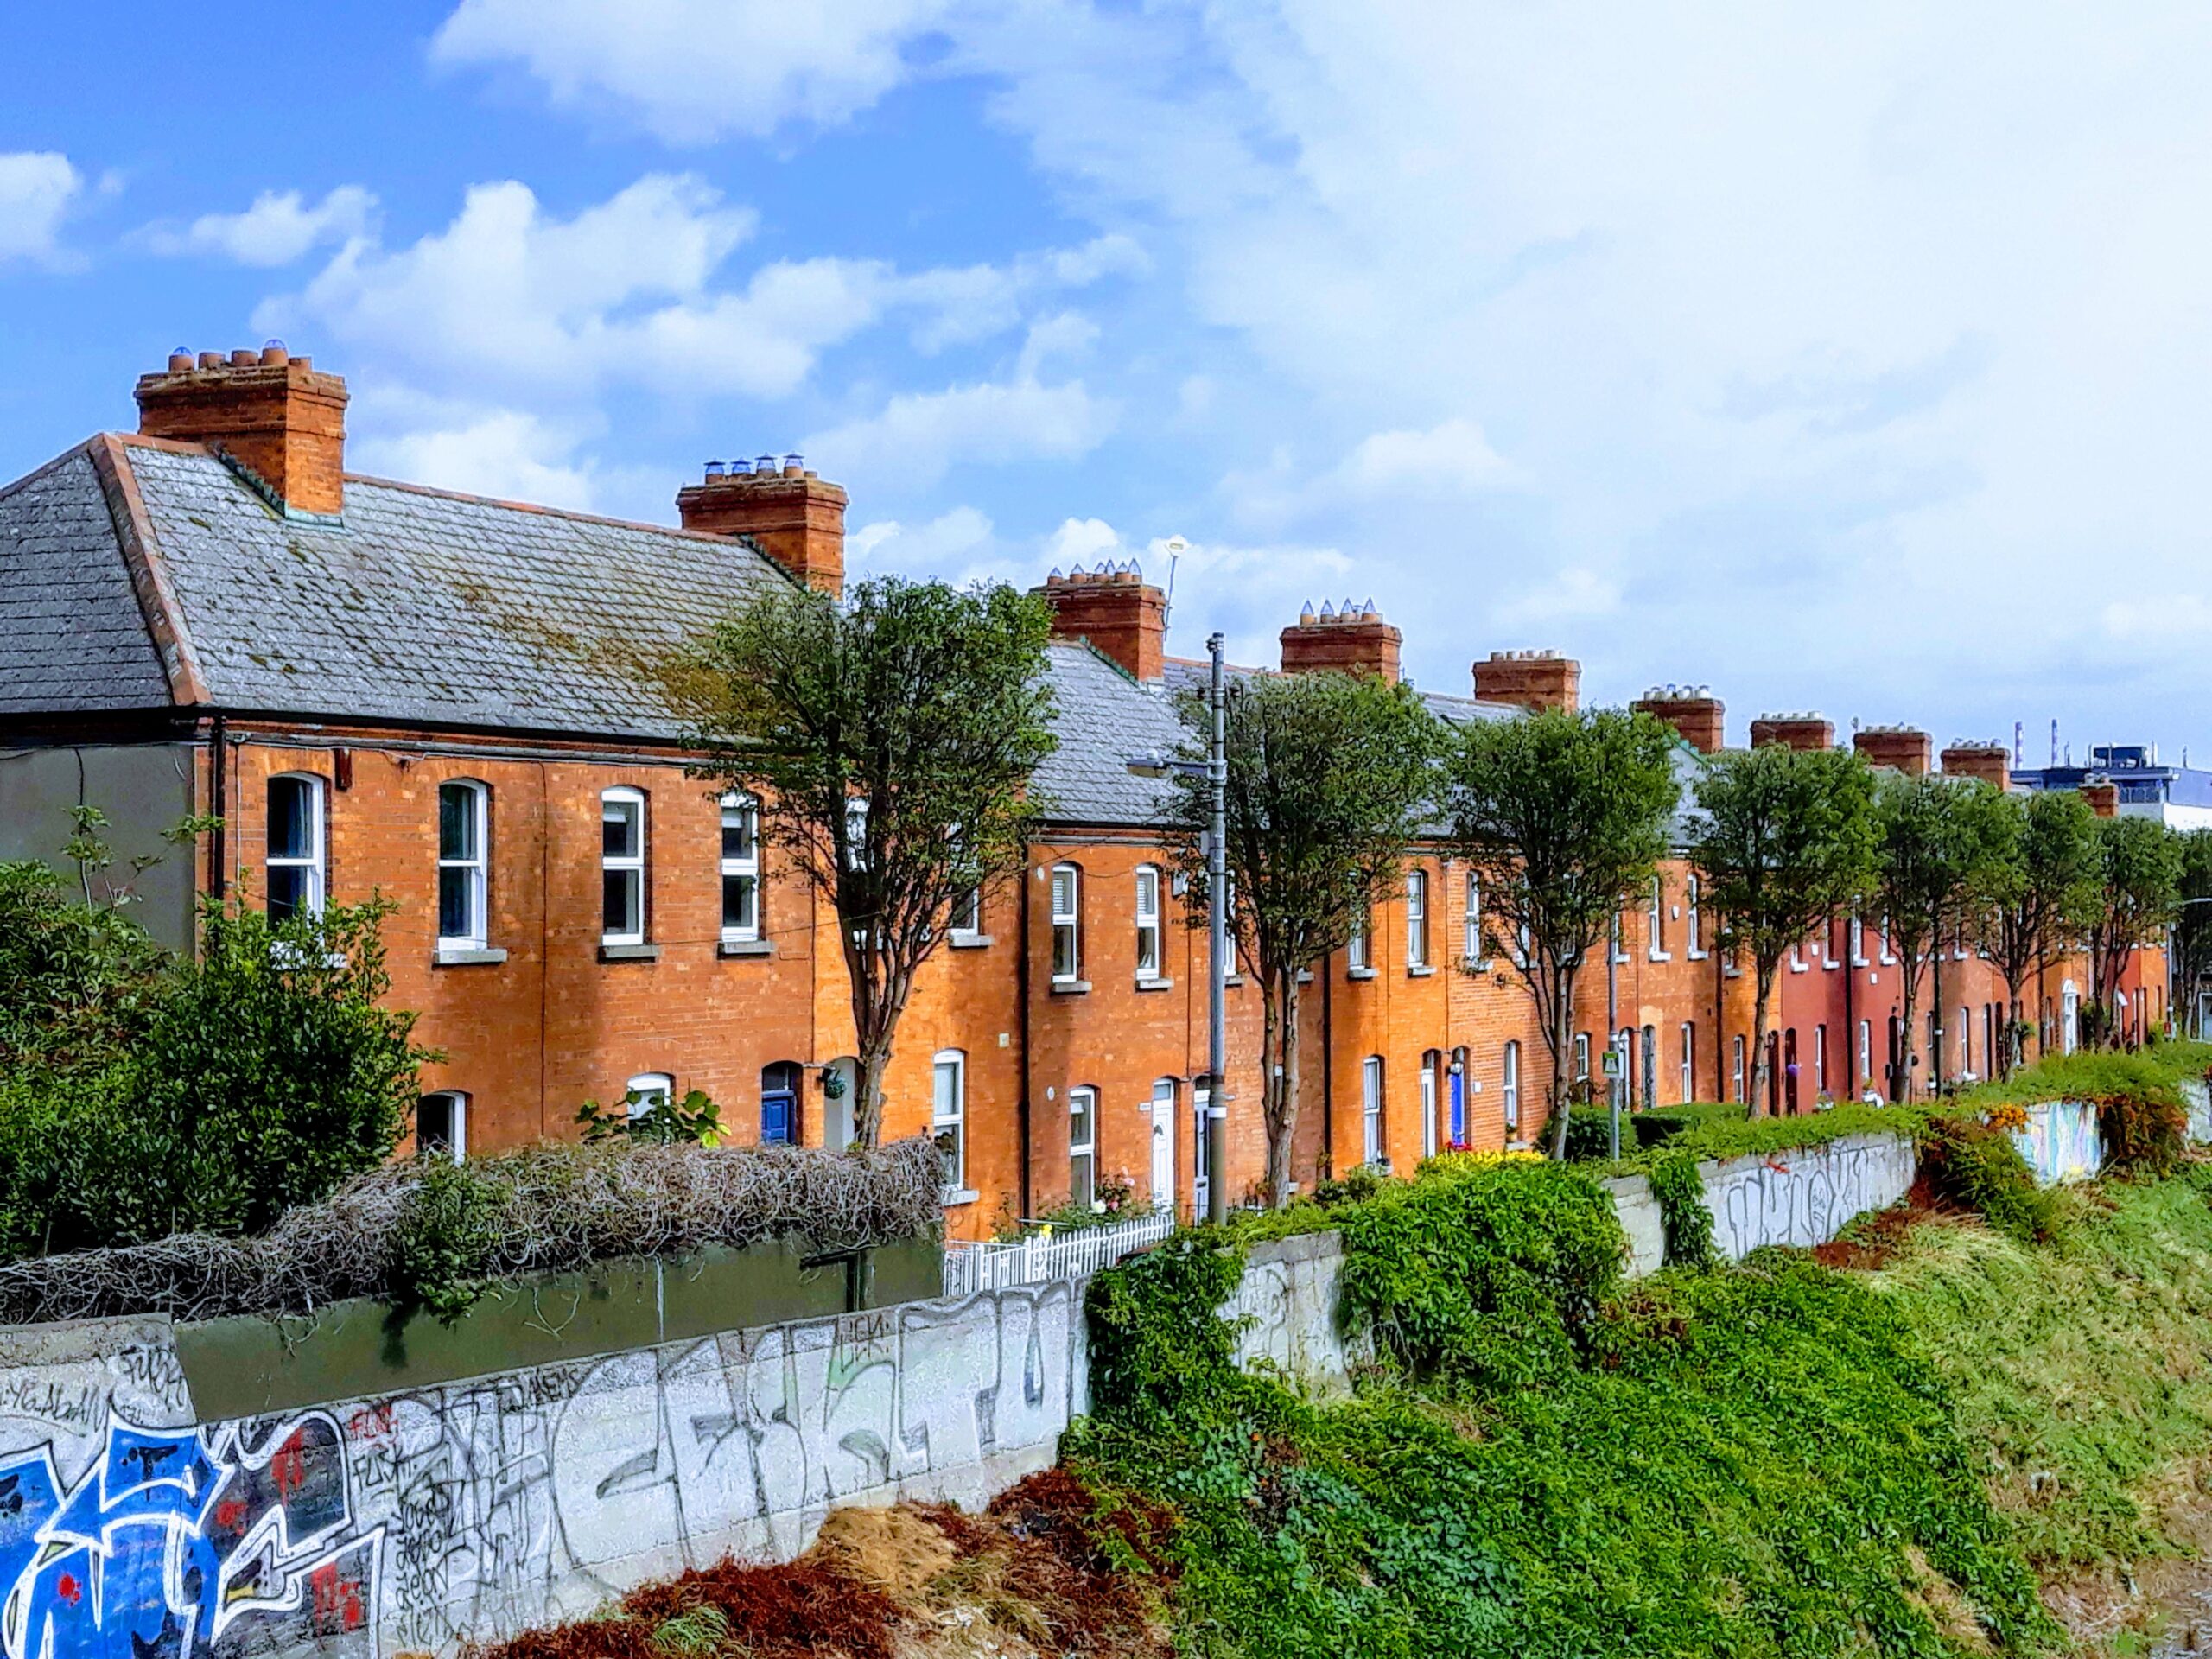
<box><xmin>6</xmin><ymin>2</ymin><xmax>2212</xmax><ymax>760</ymax></box>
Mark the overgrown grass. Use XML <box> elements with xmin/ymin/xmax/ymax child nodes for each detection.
<box><xmin>1073</xmin><ymin>1158</ymin><xmax>2056</xmax><ymax>1658</ymax></box>
<box><xmin>1871</xmin><ymin>1166</ymin><xmax>2212</xmax><ymax>1578</ymax></box>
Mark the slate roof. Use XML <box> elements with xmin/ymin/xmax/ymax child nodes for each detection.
<box><xmin>1032</xmin><ymin>643</ymin><xmax>1184</xmax><ymax>825</ymax></box>
<box><xmin>0</xmin><ymin>447</ymin><xmax>171</xmax><ymax>714</ymax></box>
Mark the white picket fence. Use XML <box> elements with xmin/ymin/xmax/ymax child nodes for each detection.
<box><xmin>941</xmin><ymin>1205</ymin><xmax>1178</xmax><ymax>1299</ymax></box>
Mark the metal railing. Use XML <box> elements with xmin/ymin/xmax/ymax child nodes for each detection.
<box><xmin>941</xmin><ymin>1205</ymin><xmax>1178</xmax><ymax>1299</ymax></box>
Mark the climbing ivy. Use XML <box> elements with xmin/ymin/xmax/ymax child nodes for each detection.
<box><xmin>1644</xmin><ymin>1152</ymin><xmax>1718</xmax><ymax>1270</ymax></box>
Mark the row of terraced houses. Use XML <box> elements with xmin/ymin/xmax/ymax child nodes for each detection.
<box><xmin>0</xmin><ymin>348</ymin><xmax>2168</xmax><ymax>1236</ymax></box>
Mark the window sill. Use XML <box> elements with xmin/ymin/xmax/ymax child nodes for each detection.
<box><xmin>1135</xmin><ymin>975</ymin><xmax>1174</xmax><ymax>992</ymax></box>
<box><xmin>599</xmin><ymin>942</ymin><xmax>661</xmax><ymax>963</ymax></box>
<box><xmin>435</xmin><ymin>945</ymin><xmax>506</xmax><ymax>967</ymax></box>
<box><xmin>949</xmin><ymin>932</ymin><xmax>993</xmax><ymax>950</ymax></box>
<box><xmin>1462</xmin><ymin>957</ymin><xmax>1493</xmax><ymax>973</ymax></box>
<box><xmin>1224</xmin><ymin>976</ymin><xmax>1246</xmax><ymax>988</ymax></box>
<box><xmin>941</xmin><ymin>1187</ymin><xmax>980</xmax><ymax>1207</ymax></box>
<box><xmin>1347</xmin><ymin>966</ymin><xmax>1378</xmax><ymax>982</ymax></box>
<box><xmin>1408</xmin><ymin>964</ymin><xmax>1436</xmax><ymax>978</ymax></box>
<box><xmin>1687</xmin><ymin>950</ymin><xmax>1707</xmax><ymax>962</ymax></box>
<box><xmin>1294</xmin><ymin>969</ymin><xmax>1312</xmax><ymax>984</ymax></box>
<box><xmin>1851</xmin><ymin>957</ymin><xmax>1871</xmax><ymax>969</ymax></box>
<box><xmin>1821</xmin><ymin>958</ymin><xmax>1839</xmax><ymax>970</ymax></box>
<box><xmin>718</xmin><ymin>938</ymin><xmax>775</xmax><ymax>958</ymax></box>
<box><xmin>1648</xmin><ymin>952</ymin><xmax>1672</xmax><ymax>963</ymax></box>
<box><xmin>1789</xmin><ymin>962</ymin><xmax>1808</xmax><ymax>975</ymax></box>
<box><xmin>1050</xmin><ymin>979</ymin><xmax>1092</xmax><ymax>995</ymax></box>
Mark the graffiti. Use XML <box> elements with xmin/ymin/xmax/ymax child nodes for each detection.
<box><xmin>1223</xmin><ymin>1235</ymin><xmax>1369</xmax><ymax>1394</ymax></box>
<box><xmin>2009</xmin><ymin>1101</ymin><xmax>2102</xmax><ymax>1186</ymax></box>
<box><xmin>1707</xmin><ymin>1132</ymin><xmax>1916</xmax><ymax>1262</ymax></box>
<box><xmin>0</xmin><ymin>1413</ymin><xmax>378</xmax><ymax>1659</ymax></box>
<box><xmin>0</xmin><ymin>1282</ymin><xmax>1085</xmax><ymax>1658</ymax></box>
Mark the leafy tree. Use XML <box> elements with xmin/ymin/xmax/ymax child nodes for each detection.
<box><xmin>2083</xmin><ymin>815</ymin><xmax>2182</xmax><ymax>1046</ymax></box>
<box><xmin>1163</xmin><ymin>669</ymin><xmax>1443</xmax><ymax>1205</ymax></box>
<box><xmin>0</xmin><ymin>893</ymin><xmax>433</xmax><ymax>1256</ymax></box>
<box><xmin>1444</xmin><ymin>709</ymin><xmax>1681</xmax><ymax>1159</ymax></box>
<box><xmin>1979</xmin><ymin>790</ymin><xmax>2100</xmax><ymax>1073</ymax></box>
<box><xmin>1868</xmin><ymin>774</ymin><xmax>2011</xmax><ymax>1099</ymax></box>
<box><xmin>2173</xmin><ymin>830</ymin><xmax>2212</xmax><ymax>1038</ymax></box>
<box><xmin>1687</xmin><ymin>744</ymin><xmax>1876</xmax><ymax>1116</ymax></box>
<box><xmin>0</xmin><ymin>860</ymin><xmax>166</xmax><ymax>1074</ymax></box>
<box><xmin>677</xmin><ymin>577</ymin><xmax>1058</xmax><ymax>1147</ymax></box>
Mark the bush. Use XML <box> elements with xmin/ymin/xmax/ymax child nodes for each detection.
<box><xmin>1335</xmin><ymin>1156</ymin><xmax>1624</xmax><ymax>1389</ymax></box>
<box><xmin>1630</xmin><ymin>1099</ymin><xmax>1746</xmax><ymax>1150</ymax></box>
<box><xmin>0</xmin><ymin>861</ymin><xmax>164</xmax><ymax>1073</ymax></box>
<box><xmin>1560</xmin><ymin>1105</ymin><xmax>1630</xmax><ymax>1162</ymax></box>
<box><xmin>0</xmin><ymin>892</ymin><xmax>433</xmax><ymax>1256</ymax></box>
<box><xmin>1918</xmin><ymin>1116</ymin><xmax>2058</xmax><ymax>1244</ymax></box>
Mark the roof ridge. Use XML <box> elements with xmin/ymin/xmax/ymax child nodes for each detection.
<box><xmin>87</xmin><ymin>434</ymin><xmax>208</xmax><ymax>707</ymax></box>
<box><xmin>0</xmin><ymin>436</ymin><xmax>104</xmax><ymax>505</ymax></box>
<box><xmin>336</xmin><ymin>467</ymin><xmax>800</xmax><ymax>557</ymax></box>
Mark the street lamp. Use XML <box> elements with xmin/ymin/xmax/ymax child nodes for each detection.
<box><xmin>1128</xmin><ymin>629</ymin><xmax>1230</xmax><ymax>1225</ymax></box>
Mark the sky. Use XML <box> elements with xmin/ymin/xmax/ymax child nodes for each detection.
<box><xmin>3</xmin><ymin>2</ymin><xmax>2210</xmax><ymax>760</ymax></box>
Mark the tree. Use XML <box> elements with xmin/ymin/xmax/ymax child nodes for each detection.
<box><xmin>678</xmin><ymin>577</ymin><xmax>1058</xmax><ymax>1147</ymax></box>
<box><xmin>1868</xmin><ymin>774</ymin><xmax>2011</xmax><ymax>1100</ymax></box>
<box><xmin>1163</xmin><ymin>669</ymin><xmax>1442</xmax><ymax>1206</ymax></box>
<box><xmin>1444</xmin><ymin>709</ymin><xmax>1681</xmax><ymax>1160</ymax></box>
<box><xmin>0</xmin><ymin>886</ymin><xmax>433</xmax><ymax>1256</ymax></box>
<box><xmin>2173</xmin><ymin>829</ymin><xmax>2212</xmax><ymax>1037</ymax></box>
<box><xmin>1687</xmin><ymin>744</ymin><xmax>1876</xmax><ymax>1117</ymax></box>
<box><xmin>1979</xmin><ymin>790</ymin><xmax>2099</xmax><ymax>1073</ymax></box>
<box><xmin>2082</xmin><ymin>815</ymin><xmax>2181</xmax><ymax>1046</ymax></box>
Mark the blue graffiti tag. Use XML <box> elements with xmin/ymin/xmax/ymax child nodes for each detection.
<box><xmin>0</xmin><ymin>1414</ymin><xmax>378</xmax><ymax>1659</ymax></box>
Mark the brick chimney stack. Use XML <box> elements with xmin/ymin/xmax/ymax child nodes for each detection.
<box><xmin>1036</xmin><ymin>562</ymin><xmax>1167</xmax><ymax>681</ymax></box>
<box><xmin>1750</xmin><ymin>713</ymin><xmax>1835</xmax><ymax>752</ymax></box>
<box><xmin>2080</xmin><ymin>777</ymin><xmax>2120</xmax><ymax>818</ymax></box>
<box><xmin>135</xmin><ymin>343</ymin><xmax>348</xmax><ymax>518</ymax></box>
<box><xmin>1632</xmin><ymin>684</ymin><xmax>1725</xmax><ymax>753</ymax></box>
<box><xmin>1941</xmin><ymin>741</ymin><xmax>2012</xmax><ymax>791</ymax></box>
<box><xmin>1853</xmin><ymin>724</ymin><xmax>1932</xmax><ymax>776</ymax></box>
<box><xmin>677</xmin><ymin>455</ymin><xmax>848</xmax><ymax>595</ymax></box>
<box><xmin>1473</xmin><ymin>649</ymin><xmax>1579</xmax><ymax>714</ymax></box>
<box><xmin>1280</xmin><ymin>599</ymin><xmax>1402</xmax><ymax>682</ymax></box>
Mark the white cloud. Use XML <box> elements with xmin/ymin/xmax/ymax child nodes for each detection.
<box><xmin>349</xmin><ymin>397</ymin><xmax>601</xmax><ymax>512</ymax></box>
<box><xmin>432</xmin><ymin>0</ymin><xmax>961</xmax><ymax>143</ymax></box>
<box><xmin>0</xmin><ymin>152</ymin><xmax>81</xmax><ymax>264</ymax></box>
<box><xmin>849</xmin><ymin>505</ymin><xmax>997</xmax><ymax>575</ymax></box>
<box><xmin>149</xmin><ymin>186</ymin><xmax>378</xmax><ymax>266</ymax></box>
<box><xmin>256</xmin><ymin>175</ymin><xmax>1139</xmax><ymax>407</ymax></box>
<box><xmin>2102</xmin><ymin>594</ymin><xmax>2212</xmax><ymax>644</ymax></box>
<box><xmin>1495</xmin><ymin>568</ymin><xmax>1621</xmax><ymax>628</ymax></box>
<box><xmin>805</xmin><ymin>376</ymin><xmax>1117</xmax><ymax>491</ymax></box>
<box><xmin>1224</xmin><ymin>416</ymin><xmax>1519</xmax><ymax>528</ymax></box>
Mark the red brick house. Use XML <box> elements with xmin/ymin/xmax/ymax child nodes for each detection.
<box><xmin>0</xmin><ymin>347</ymin><xmax>2164</xmax><ymax>1236</ymax></box>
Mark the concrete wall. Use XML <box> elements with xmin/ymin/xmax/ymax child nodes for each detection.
<box><xmin>0</xmin><ymin>1283</ymin><xmax>1083</xmax><ymax>1659</ymax></box>
<box><xmin>1700</xmin><ymin>1131</ymin><xmax>1918</xmax><ymax>1262</ymax></box>
<box><xmin>1224</xmin><ymin>1231</ymin><xmax>1371</xmax><ymax>1394</ymax></box>
<box><xmin>2008</xmin><ymin>1100</ymin><xmax>2103</xmax><ymax>1185</ymax></box>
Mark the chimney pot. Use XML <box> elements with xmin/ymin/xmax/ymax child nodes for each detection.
<box><xmin>137</xmin><ymin>345</ymin><xmax>349</xmax><ymax>518</ymax></box>
<box><xmin>168</xmin><ymin>349</ymin><xmax>194</xmax><ymax>372</ymax></box>
<box><xmin>1632</xmin><ymin>684</ymin><xmax>1726</xmax><ymax>753</ymax></box>
<box><xmin>1281</xmin><ymin>600</ymin><xmax>1400</xmax><ymax>681</ymax></box>
<box><xmin>1474</xmin><ymin>648</ymin><xmax>1580</xmax><ymax>714</ymax></box>
<box><xmin>676</xmin><ymin>455</ymin><xmax>849</xmax><ymax>596</ymax></box>
<box><xmin>1035</xmin><ymin>563</ymin><xmax>1167</xmax><ymax>679</ymax></box>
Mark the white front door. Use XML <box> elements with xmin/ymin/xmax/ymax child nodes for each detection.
<box><xmin>1151</xmin><ymin>1082</ymin><xmax>1177</xmax><ymax>1214</ymax></box>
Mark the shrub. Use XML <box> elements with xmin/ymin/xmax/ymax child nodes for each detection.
<box><xmin>1629</xmin><ymin>1099</ymin><xmax>1745</xmax><ymax>1150</ymax></box>
<box><xmin>1645</xmin><ymin>1152</ymin><xmax>1717</xmax><ymax>1268</ymax></box>
<box><xmin>1561</xmin><ymin>1105</ymin><xmax>1629</xmax><ymax>1162</ymax></box>
<box><xmin>1334</xmin><ymin>1157</ymin><xmax>1624</xmax><ymax>1389</ymax></box>
<box><xmin>1918</xmin><ymin>1116</ymin><xmax>2057</xmax><ymax>1244</ymax></box>
<box><xmin>0</xmin><ymin>894</ymin><xmax>432</xmax><ymax>1256</ymax></box>
<box><xmin>0</xmin><ymin>861</ymin><xmax>165</xmax><ymax>1072</ymax></box>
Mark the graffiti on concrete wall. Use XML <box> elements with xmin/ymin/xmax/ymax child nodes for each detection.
<box><xmin>2008</xmin><ymin>1101</ymin><xmax>2102</xmax><ymax>1186</ymax></box>
<box><xmin>1707</xmin><ymin>1133</ymin><xmax>1917</xmax><ymax>1263</ymax></box>
<box><xmin>1224</xmin><ymin>1234</ymin><xmax>1370</xmax><ymax>1394</ymax></box>
<box><xmin>0</xmin><ymin>1284</ymin><xmax>1082</xmax><ymax>1659</ymax></box>
<box><xmin>2183</xmin><ymin>1080</ymin><xmax>2212</xmax><ymax>1147</ymax></box>
<box><xmin>0</xmin><ymin>1412</ymin><xmax>378</xmax><ymax>1659</ymax></box>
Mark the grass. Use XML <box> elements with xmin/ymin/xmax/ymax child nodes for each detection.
<box><xmin>1869</xmin><ymin>1166</ymin><xmax>2212</xmax><ymax>1578</ymax></box>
